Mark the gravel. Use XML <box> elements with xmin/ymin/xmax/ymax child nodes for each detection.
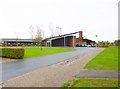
<box><xmin>0</xmin><ymin>58</ymin><xmax>17</xmax><ymax>63</ymax></box>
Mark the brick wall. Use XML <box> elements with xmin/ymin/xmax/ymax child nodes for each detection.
<box><xmin>79</xmin><ymin>31</ymin><xmax>83</xmax><ymax>38</ymax></box>
<box><xmin>76</xmin><ymin>31</ymin><xmax>85</xmax><ymax>45</ymax></box>
<box><xmin>70</xmin><ymin>36</ymin><xmax>76</xmax><ymax>47</ymax></box>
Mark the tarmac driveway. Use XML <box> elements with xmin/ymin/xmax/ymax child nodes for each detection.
<box><xmin>0</xmin><ymin>47</ymin><xmax>99</xmax><ymax>83</ymax></box>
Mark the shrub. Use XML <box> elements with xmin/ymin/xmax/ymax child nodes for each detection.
<box><xmin>1</xmin><ymin>48</ymin><xmax>25</xmax><ymax>59</ymax></box>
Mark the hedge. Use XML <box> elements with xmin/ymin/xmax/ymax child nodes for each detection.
<box><xmin>0</xmin><ymin>48</ymin><xmax>25</xmax><ymax>59</ymax></box>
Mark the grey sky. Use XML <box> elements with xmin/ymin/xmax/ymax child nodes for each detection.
<box><xmin>0</xmin><ymin>0</ymin><xmax>118</xmax><ymax>42</ymax></box>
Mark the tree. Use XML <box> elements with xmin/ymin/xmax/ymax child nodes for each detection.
<box><xmin>114</xmin><ymin>40</ymin><xmax>120</xmax><ymax>46</ymax></box>
<box><xmin>34</xmin><ymin>25</ymin><xmax>44</xmax><ymax>49</ymax></box>
<box><xmin>14</xmin><ymin>32</ymin><xmax>19</xmax><ymax>47</ymax></box>
<box><xmin>29</xmin><ymin>25</ymin><xmax>34</xmax><ymax>40</ymax></box>
<box><xmin>48</xmin><ymin>23</ymin><xmax>55</xmax><ymax>37</ymax></box>
<box><xmin>56</xmin><ymin>26</ymin><xmax>62</xmax><ymax>36</ymax></box>
<box><xmin>29</xmin><ymin>25</ymin><xmax>34</xmax><ymax>46</ymax></box>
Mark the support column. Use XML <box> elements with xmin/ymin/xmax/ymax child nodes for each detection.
<box><xmin>73</xmin><ymin>36</ymin><xmax>74</xmax><ymax>47</ymax></box>
<box><xmin>49</xmin><ymin>40</ymin><xmax>52</xmax><ymax>47</ymax></box>
<box><xmin>64</xmin><ymin>36</ymin><xmax>65</xmax><ymax>47</ymax></box>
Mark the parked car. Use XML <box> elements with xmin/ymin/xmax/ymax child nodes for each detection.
<box><xmin>87</xmin><ymin>45</ymin><xmax>91</xmax><ymax>47</ymax></box>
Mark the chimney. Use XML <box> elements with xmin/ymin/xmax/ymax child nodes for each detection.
<box><xmin>79</xmin><ymin>31</ymin><xmax>83</xmax><ymax>38</ymax></box>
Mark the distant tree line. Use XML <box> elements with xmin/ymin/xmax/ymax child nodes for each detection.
<box><xmin>114</xmin><ymin>40</ymin><xmax>120</xmax><ymax>46</ymax></box>
<box><xmin>98</xmin><ymin>41</ymin><xmax>113</xmax><ymax>47</ymax></box>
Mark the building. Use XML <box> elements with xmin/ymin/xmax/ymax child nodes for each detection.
<box><xmin>1</xmin><ymin>38</ymin><xmax>36</xmax><ymax>46</ymax></box>
<box><xmin>42</xmin><ymin>31</ymin><xmax>95</xmax><ymax>47</ymax></box>
<box><xmin>1</xmin><ymin>31</ymin><xmax>95</xmax><ymax>47</ymax></box>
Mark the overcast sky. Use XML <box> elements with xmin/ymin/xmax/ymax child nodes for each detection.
<box><xmin>0</xmin><ymin>0</ymin><xmax>119</xmax><ymax>42</ymax></box>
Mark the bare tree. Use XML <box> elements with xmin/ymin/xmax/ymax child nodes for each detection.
<box><xmin>14</xmin><ymin>32</ymin><xmax>19</xmax><ymax>47</ymax></box>
<box><xmin>56</xmin><ymin>26</ymin><xmax>62</xmax><ymax>36</ymax></box>
<box><xmin>29</xmin><ymin>25</ymin><xmax>34</xmax><ymax>39</ymax></box>
<box><xmin>48</xmin><ymin>23</ymin><xmax>55</xmax><ymax>37</ymax></box>
<box><xmin>29</xmin><ymin>25</ymin><xmax>34</xmax><ymax>46</ymax></box>
<box><xmin>40</xmin><ymin>24</ymin><xmax>45</xmax><ymax>39</ymax></box>
<box><xmin>34</xmin><ymin>25</ymin><xmax>44</xmax><ymax>49</ymax></box>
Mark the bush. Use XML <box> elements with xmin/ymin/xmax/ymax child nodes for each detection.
<box><xmin>1</xmin><ymin>48</ymin><xmax>25</xmax><ymax>59</ymax></box>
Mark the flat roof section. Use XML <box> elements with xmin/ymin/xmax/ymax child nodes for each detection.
<box><xmin>1</xmin><ymin>38</ymin><xmax>34</xmax><ymax>42</ymax></box>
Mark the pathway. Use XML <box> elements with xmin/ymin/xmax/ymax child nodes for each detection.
<box><xmin>3</xmin><ymin>48</ymin><xmax>104</xmax><ymax>87</ymax></box>
<box><xmin>74</xmin><ymin>70</ymin><xmax>119</xmax><ymax>78</ymax></box>
<box><xmin>1</xmin><ymin>47</ymin><xmax>97</xmax><ymax>83</ymax></box>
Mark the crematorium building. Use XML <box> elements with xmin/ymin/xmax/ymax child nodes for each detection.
<box><xmin>42</xmin><ymin>31</ymin><xmax>95</xmax><ymax>47</ymax></box>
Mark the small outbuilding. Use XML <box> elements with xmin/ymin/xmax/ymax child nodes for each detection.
<box><xmin>1</xmin><ymin>38</ymin><xmax>36</xmax><ymax>46</ymax></box>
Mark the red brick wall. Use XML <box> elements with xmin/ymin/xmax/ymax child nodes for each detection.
<box><xmin>79</xmin><ymin>31</ymin><xmax>83</xmax><ymax>38</ymax></box>
<box><xmin>70</xmin><ymin>36</ymin><xmax>76</xmax><ymax>47</ymax></box>
<box><xmin>76</xmin><ymin>31</ymin><xmax>85</xmax><ymax>45</ymax></box>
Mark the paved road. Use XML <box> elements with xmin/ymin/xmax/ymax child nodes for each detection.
<box><xmin>0</xmin><ymin>47</ymin><xmax>99</xmax><ymax>83</ymax></box>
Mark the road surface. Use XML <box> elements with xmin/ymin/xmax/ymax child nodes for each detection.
<box><xmin>0</xmin><ymin>47</ymin><xmax>99</xmax><ymax>83</ymax></box>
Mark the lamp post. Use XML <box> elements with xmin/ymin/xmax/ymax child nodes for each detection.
<box><xmin>95</xmin><ymin>35</ymin><xmax>97</xmax><ymax>48</ymax></box>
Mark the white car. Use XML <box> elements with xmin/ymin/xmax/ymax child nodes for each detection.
<box><xmin>87</xmin><ymin>45</ymin><xmax>91</xmax><ymax>47</ymax></box>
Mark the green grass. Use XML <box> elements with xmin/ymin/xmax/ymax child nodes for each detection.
<box><xmin>84</xmin><ymin>46</ymin><xmax>118</xmax><ymax>70</ymax></box>
<box><xmin>61</xmin><ymin>46</ymin><xmax>119</xmax><ymax>88</ymax></box>
<box><xmin>61</xmin><ymin>78</ymin><xmax>118</xmax><ymax>88</ymax></box>
<box><xmin>24</xmin><ymin>47</ymin><xmax>74</xmax><ymax>58</ymax></box>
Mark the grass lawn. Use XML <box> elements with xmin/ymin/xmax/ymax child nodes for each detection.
<box><xmin>61</xmin><ymin>46</ymin><xmax>119</xmax><ymax>88</ymax></box>
<box><xmin>84</xmin><ymin>46</ymin><xmax>118</xmax><ymax>70</ymax></box>
<box><xmin>61</xmin><ymin>78</ymin><xmax>118</xmax><ymax>88</ymax></box>
<box><xmin>24</xmin><ymin>47</ymin><xmax>74</xmax><ymax>58</ymax></box>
